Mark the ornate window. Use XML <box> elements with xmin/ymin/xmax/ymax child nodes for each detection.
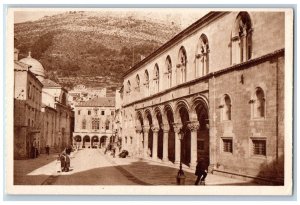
<box><xmin>144</xmin><ymin>70</ymin><xmax>150</xmax><ymax>96</ymax></box>
<box><xmin>135</xmin><ymin>74</ymin><xmax>140</xmax><ymax>91</ymax></box>
<box><xmin>165</xmin><ymin>55</ymin><xmax>172</xmax><ymax>89</ymax></box>
<box><xmin>196</xmin><ymin>34</ymin><xmax>209</xmax><ymax>77</ymax></box>
<box><xmin>92</xmin><ymin>118</ymin><xmax>100</xmax><ymax>130</ymax></box>
<box><xmin>153</xmin><ymin>64</ymin><xmax>160</xmax><ymax>93</ymax></box>
<box><xmin>231</xmin><ymin>12</ymin><xmax>252</xmax><ymax>64</ymax></box>
<box><xmin>82</xmin><ymin>119</ymin><xmax>86</xmax><ymax>129</ymax></box>
<box><xmin>177</xmin><ymin>46</ymin><xmax>187</xmax><ymax>84</ymax></box>
<box><xmin>126</xmin><ymin>80</ymin><xmax>131</xmax><ymax>94</ymax></box>
<box><xmin>105</xmin><ymin>119</ymin><xmax>110</xmax><ymax>130</ymax></box>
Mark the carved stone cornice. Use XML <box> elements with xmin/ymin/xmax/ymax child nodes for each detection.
<box><xmin>187</xmin><ymin>121</ymin><xmax>200</xmax><ymax>132</ymax></box>
<box><xmin>161</xmin><ymin>123</ymin><xmax>170</xmax><ymax>133</ymax></box>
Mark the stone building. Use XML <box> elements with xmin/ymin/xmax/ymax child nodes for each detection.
<box><xmin>120</xmin><ymin>11</ymin><xmax>285</xmax><ymax>184</ymax></box>
<box><xmin>18</xmin><ymin>52</ymin><xmax>73</xmax><ymax>154</ymax></box>
<box><xmin>72</xmin><ymin>97</ymin><xmax>116</xmax><ymax>149</ymax></box>
<box><xmin>14</xmin><ymin>50</ymin><xmax>43</xmax><ymax>159</ymax></box>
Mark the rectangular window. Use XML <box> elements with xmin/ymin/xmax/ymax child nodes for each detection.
<box><xmin>88</xmin><ymin>110</ymin><xmax>91</xmax><ymax>115</ymax></box>
<box><xmin>222</xmin><ymin>138</ymin><xmax>233</xmax><ymax>153</ymax></box>
<box><xmin>101</xmin><ymin>110</ymin><xmax>105</xmax><ymax>115</ymax></box>
<box><xmin>78</xmin><ymin>110</ymin><xmax>81</xmax><ymax>115</ymax></box>
<box><xmin>111</xmin><ymin>110</ymin><xmax>114</xmax><ymax>116</ymax></box>
<box><xmin>252</xmin><ymin>140</ymin><xmax>266</xmax><ymax>156</ymax></box>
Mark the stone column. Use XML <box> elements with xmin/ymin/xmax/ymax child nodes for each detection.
<box><xmin>143</xmin><ymin>125</ymin><xmax>150</xmax><ymax>158</ymax></box>
<box><xmin>135</xmin><ymin>125</ymin><xmax>143</xmax><ymax>158</ymax></box>
<box><xmin>187</xmin><ymin>121</ymin><xmax>200</xmax><ymax>169</ymax></box>
<box><xmin>151</xmin><ymin>126</ymin><xmax>159</xmax><ymax>161</ymax></box>
<box><xmin>172</xmin><ymin>123</ymin><xmax>182</xmax><ymax>165</ymax></box>
<box><xmin>162</xmin><ymin>124</ymin><xmax>170</xmax><ymax>162</ymax></box>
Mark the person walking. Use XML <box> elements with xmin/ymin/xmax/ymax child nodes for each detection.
<box><xmin>194</xmin><ymin>161</ymin><xmax>208</xmax><ymax>185</ymax></box>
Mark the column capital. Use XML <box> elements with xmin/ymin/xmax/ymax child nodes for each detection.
<box><xmin>161</xmin><ymin>123</ymin><xmax>170</xmax><ymax>133</ymax></box>
<box><xmin>187</xmin><ymin>121</ymin><xmax>200</xmax><ymax>132</ymax></box>
<box><xmin>142</xmin><ymin>125</ymin><xmax>150</xmax><ymax>133</ymax></box>
<box><xmin>151</xmin><ymin>125</ymin><xmax>160</xmax><ymax>133</ymax></box>
<box><xmin>172</xmin><ymin>122</ymin><xmax>182</xmax><ymax>133</ymax></box>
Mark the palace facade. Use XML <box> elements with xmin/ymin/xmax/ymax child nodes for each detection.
<box><xmin>72</xmin><ymin>97</ymin><xmax>116</xmax><ymax>149</ymax></box>
<box><xmin>120</xmin><ymin>11</ymin><xmax>285</xmax><ymax>184</ymax></box>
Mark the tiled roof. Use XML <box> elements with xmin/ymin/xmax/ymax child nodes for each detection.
<box><xmin>42</xmin><ymin>79</ymin><xmax>61</xmax><ymax>87</ymax></box>
<box><xmin>77</xmin><ymin>97</ymin><xmax>115</xmax><ymax>107</ymax></box>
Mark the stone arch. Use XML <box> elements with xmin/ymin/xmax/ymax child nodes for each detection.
<box><xmin>144</xmin><ymin>108</ymin><xmax>153</xmax><ymax>157</ymax></box>
<box><xmin>231</xmin><ymin>12</ymin><xmax>253</xmax><ymax>64</ymax></box>
<box><xmin>100</xmin><ymin>135</ymin><xmax>108</xmax><ymax>148</ymax></box>
<box><xmin>153</xmin><ymin>106</ymin><xmax>164</xmax><ymax>160</ymax></box>
<box><xmin>196</xmin><ymin>34</ymin><xmax>209</xmax><ymax>77</ymax></box>
<box><xmin>163</xmin><ymin>103</ymin><xmax>176</xmax><ymax>163</ymax></box>
<box><xmin>82</xmin><ymin>135</ymin><xmax>90</xmax><ymax>148</ymax></box>
<box><xmin>165</xmin><ymin>55</ymin><xmax>172</xmax><ymax>89</ymax></box>
<box><xmin>91</xmin><ymin>136</ymin><xmax>99</xmax><ymax>148</ymax></box>
<box><xmin>174</xmin><ymin>99</ymin><xmax>191</xmax><ymax>123</ymax></box>
<box><xmin>192</xmin><ymin>96</ymin><xmax>210</xmax><ymax>168</ymax></box>
<box><xmin>177</xmin><ymin>46</ymin><xmax>188</xmax><ymax>84</ymax></box>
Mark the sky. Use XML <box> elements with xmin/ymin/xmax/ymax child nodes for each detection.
<box><xmin>14</xmin><ymin>8</ymin><xmax>209</xmax><ymax>29</ymax></box>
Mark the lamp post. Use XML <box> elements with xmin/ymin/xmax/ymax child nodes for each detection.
<box><xmin>176</xmin><ymin>128</ymin><xmax>186</xmax><ymax>185</ymax></box>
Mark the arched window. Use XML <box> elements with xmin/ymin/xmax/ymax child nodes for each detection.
<box><xmin>177</xmin><ymin>46</ymin><xmax>187</xmax><ymax>84</ymax></box>
<box><xmin>222</xmin><ymin>94</ymin><xmax>231</xmax><ymax>121</ymax></box>
<box><xmin>136</xmin><ymin>74</ymin><xmax>140</xmax><ymax>91</ymax></box>
<box><xmin>82</xmin><ymin>119</ymin><xmax>86</xmax><ymax>129</ymax></box>
<box><xmin>153</xmin><ymin>64</ymin><xmax>159</xmax><ymax>93</ymax></box>
<box><xmin>92</xmin><ymin>118</ymin><xmax>100</xmax><ymax>130</ymax></box>
<box><xmin>127</xmin><ymin>80</ymin><xmax>131</xmax><ymax>94</ymax></box>
<box><xmin>196</xmin><ymin>34</ymin><xmax>209</xmax><ymax>77</ymax></box>
<box><xmin>254</xmin><ymin>87</ymin><xmax>265</xmax><ymax>118</ymax></box>
<box><xmin>165</xmin><ymin>55</ymin><xmax>172</xmax><ymax>89</ymax></box>
<box><xmin>231</xmin><ymin>12</ymin><xmax>252</xmax><ymax>64</ymax></box>
<box><xmin>144</xmin><ymin>70</ymin><xmax>150</xmax><ymax>96</ymax></box>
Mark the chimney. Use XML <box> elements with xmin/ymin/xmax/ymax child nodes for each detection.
<box><xmin>14</xmin><ymin>48</ymin><xmax>19</xmax><ymax>61</ymax></box>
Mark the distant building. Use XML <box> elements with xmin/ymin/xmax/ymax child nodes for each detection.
<box><xmin>68</xmin><ymin>84</ymin><xmax>107</xmax><ymax>108</ymax></box>
<box><xmin>18</xmin><ymin>52</ymin><xmax>73</xmax><ymax>155</ymax></box>
<box><xmin>14</xmin><ymin>51</ymin><xmax>43</xmax><ymax>159</ymax></box>
<box><xmin>72</xmin><ymin>97</ymin><xmax>115</xmax><ymax>149</ymax></box>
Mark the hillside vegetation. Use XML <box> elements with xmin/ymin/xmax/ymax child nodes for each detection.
<box><xmin>14</xmin><ymin>11</ymin><xmax>181</xmax><ymax>95</ymax></box>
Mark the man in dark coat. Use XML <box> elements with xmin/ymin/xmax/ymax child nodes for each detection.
<box><xmin>194</xmin><ymin>161</ymin><xmax>208</xmax><ymax>185</ymax></box>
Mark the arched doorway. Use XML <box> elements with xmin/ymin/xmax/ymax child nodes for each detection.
<box><xmin>100</xmin><ymin>136</ymin><xmax>107</xmax><ymax>148</ymax></box>
<box><xmin>179</xmin><ymin>106</ymin><xmax>191</xmax><ymax>167</ymax></box>
<box><xmin>91</xmin><ymin>136</ymin><xmax>99</xmax><ymax>148</ymax></box>
<box><xmin>74</xmin><ymin>135</ymin><xmax>81</xmax><ymax>149</ymax></box>
<box><xmin>145</xmin><ymin>110</ymin><xmax>153</xmax><ymax>157</ymax></box>
<box><xmin>195</xmin><ymin>100</ymin><xmax>209</xmax><ymax>169</ymax></box>
<box><xmin>155</xmin><ymin>109</ymin><xmax>163</xmax><ymax>160</ymax></box>
<box><xmin>82</xmin><ymin>135</ymin><xmax>90</xmax><ymax>148</ymax></box>
<box><xmin>165</xmin><ymin>105</ymin><xmax>175</xmax><ymax>163</ymax></box>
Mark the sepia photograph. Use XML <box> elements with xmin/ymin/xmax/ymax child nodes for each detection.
<box><xmin>5</xmin><ymin>6</ymin><xmax>294</xmax><ymax>196</ymax></box>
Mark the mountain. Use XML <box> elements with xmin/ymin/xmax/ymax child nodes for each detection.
<box><xmin>14</xmin><ymin>11</ymin><xmax>181</xmax><ymax>96</ymax></box>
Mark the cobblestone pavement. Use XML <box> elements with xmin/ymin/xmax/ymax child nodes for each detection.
<box><xmin>14</xmin><ymin>148</ymin><xmax>257</xmax><ymax>185</ymax></box>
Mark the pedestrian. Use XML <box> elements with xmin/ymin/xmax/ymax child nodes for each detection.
<box><xmin>194</xmin><ymin>161</ymin><xmax>208</xmax><ymax>185</ymax></box>
<box><xmin>60</xmin><ymin>152</ymin><xmax>66</xmax><ymax>172</ymax></box>
<box><xmin>45</xmin><ymin>145</ymin><xmax>50</xmax><ymax>155</ymax></box>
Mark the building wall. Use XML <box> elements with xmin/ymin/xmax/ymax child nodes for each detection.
<box><xmin>14</xmin><ymin>68</ymin><xmax>43</xmax><ymax>159</ymax></box>
<box><xmin>119</xmin><ymin>11</ymin><xmax>285</xmax><ymax>183</ymax></box>
<box><xmin>122</xmin><ymin>12</ymin><xmax>284</xmax><ymax>106</ymax></box>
